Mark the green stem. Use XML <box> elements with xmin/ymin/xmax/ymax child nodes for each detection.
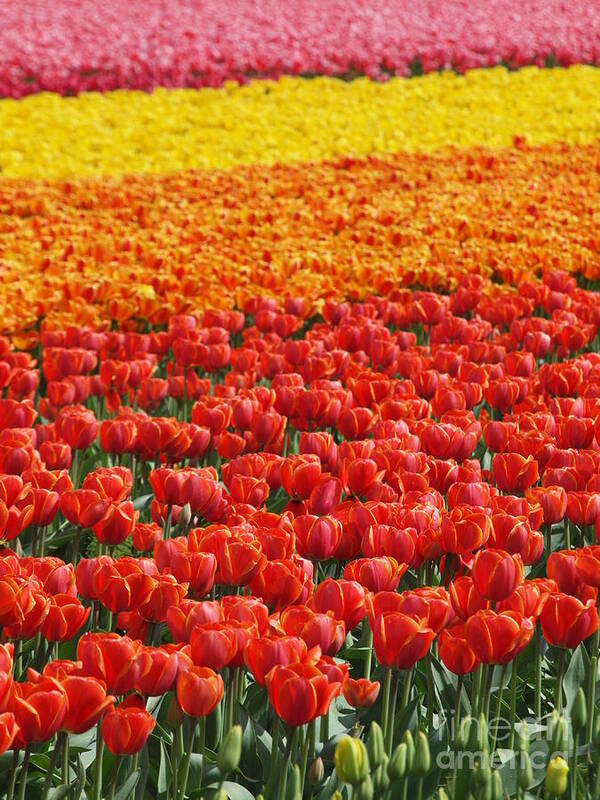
<box><xmin>226</xmin><ymin>668</ymin><xmax>236</xmax><ymax>733</ymax></box>
<box><xmin>555</xmin><ymin>649</ymin><xmax>566</xmax><ymax>714</ymax></box>
<box><xmin>300</xmin><ymin>721</ymin><xmax>314</xmax><ymax>796</ymax></box>
<box><xmin>483</xmin><ymin>663</ymin><xmax>494</xmax><ymax>722</ymax></box>
<box><xmin>6</xmin><ymin>750</ymin><xmax>18</xmax><ymax>800</ymax></box>
<box><xmin>454</xmin><ymin>675</ymin><xmax>463</xmax><ymax>747</ymax></box>
<box><xmin>472</xmin><ymin>663</ymin><xmax>482</xmax><ymax>717</ymax></box>
<box><xmin>416</xmin><ymin>777</ymin><xmax>424</xmax><ymax>800</ymax></box>
<box><xmin>571</xmin><ymin>731</ymin><xmax>579</xmax><ymax>800</ymax></box>
<box><xmin>93</xmin><ymin>720</ymin><xmax>104</xmax><ymax>800</ymax></box>
<box><xmin>586</xmin><ymin>627</ymin><xmax>600</xmax><ymax>742</ymax></box>
<box><xmin>171</xmin><ymin>721</ymin><xmax>181</xmax><ymax>800</ymax></box>
<box><xmin>164</xmin><ymin>506</ymin><xmax>172</xmax><ymax>540</ymax></box>
<box><xmin>380</xmin><ymin>667</ymin><xmax>393</xmax><ymax>748</ymax></box>
<box><xmin>385</xmin><ymin>670</ymin><xmax>401</xmax><ymax>753</ymax></box>
<box><xmin>72</xmin><ymin>526</ymin><xmax>82</xmax><ymax>564</ymax></box>
<box><xmin>16</xmin><ymin>747</ymin><xmax>31</xmax><ymax>800</ymax></box>
<box><xmin>108</xmin><ymin>756</ymin><xmax>121</xmax><ymax>800</ymax></box>
<box><xmin>363</xmin><ymin>626</ymin><xmax>373</xmax><ymax>680</ymax></box>
<box><xmin>41</xmin><ymin>731</ymin><xmax>68</xmax><ymax>800</ymax></box>
<box><xmin>490</xmin><ymin>665</ymin><xmax>507</xmax><ymax>754</ymax></box>
<box><xmin>62</xmin><ymin>732</ymin><xmax>69</xmax><ymax>784</ymax></box>
<box><xmin>535</xmin><ymin>626</ymin><xmax>542</xmax><ymax>722</ymax></box>
<box><xmin>129</xmin><ymin>753</ymin><xmax>138</xmax><ymax>800</ymax></box>
<box><xmin>278</xmin><ymin>727</ymin><xmax>299</xmax><ymax>800</ymax></box>
<box><xmin>508</xmin><ymin>658</ymin><xmax>518</xmax><ymax>750</ymax></box>
<box><xmin>426</xmin><ymin>653</ymin><xmax>434</xmax><ymax>730</ymax></box>
<box><xmin>179</xmin><ymin>717</ymin><xmax>201</xmax><ymax>800</ymax></box>
<box><xmin>270</xmin><ymin>714</ymin><xmax>281</xmax><ymax>778</ymax></box>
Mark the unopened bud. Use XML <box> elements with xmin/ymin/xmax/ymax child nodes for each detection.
<box><xmin>334</xmin><ymin>736</ymin><xmax>370</xmax><ymax>785</ymax></box>
<box><xmin>571</xmin><ymin>688</ymin><xmax>587</xmax><ymax>733</ymax></box>
<box><xmin>177</xmin><ymin>502</ymin><xmax>192</xmax><ymax>531</ymax></box>
<box><xmin>387</xmin><ymin>743</ymin><xmax>408</xmax><ymax>781</ymax></box>
<box><xmin>412</xmin><ymin>731</ymin><xmax>431</xmax><ymax>777</ymax></box>
<box><xmin>354</xmin><ymin>774</ymin><xmax>374</xmax><ymax>800</ymax></box>
<box><xmin>517</xmin><ymin>752</ymin><xmax>533</xmax><ymax>790</ymax></box>
<box><xmin>308</xmin><ymin>757</ymin><xmax>325</xmax><ymax>786</ymax></box>
<box><xmin>545</xmin><ymin>756</ymin><xmax>569</xmax><ymax>796</ymax></box>
<box><xmin>551</xmin><ymin>715</ymin><xmax>568</xmax><ymax>755</ymax></box>
<box><xmin>401</xmin><ymin>730</ymin><xmax>415</xmax><ymax>770</ymax></box>
<box><xmin>491</xmin><ymin>770</ymin><xmax>503</xmax><ymax>800</ymax></box>
<box><xmin>517</xmin><ymin>722</ymin><xmax>529</xmax><ymax>753</ymax></box>
<box><xmin>367</xmin><ymin>722</ymin><xmax>385</xmax><ymax>768</ymax></box>
<box><xmin>216</xmin><ymin>724</ymin><xmax>242</xmax><ymax>776</ymax></box>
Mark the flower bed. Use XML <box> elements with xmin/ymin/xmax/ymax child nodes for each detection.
<box><xmin>2</xmin><ymin>0</ymin><xmax>600</xmax><ymax>97</ymax></box>
<box><xmin>0</xmin><ymin>267</ymin><xmax>598</xmax><ymax>798</ymax></box>
<box><xmin>1</xmin><ymin>66</ymin><xmax>599</xmax><ymax>178</ymax></box>
<box><xmin>0</xmin><ymin>140</ymin><xmax>599</xmax><ymax>340</ymax></box>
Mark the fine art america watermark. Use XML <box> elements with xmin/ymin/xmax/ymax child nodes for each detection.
<box><xmin>436</xmin><ymin>713</ymin><xmax>587</xmax><ymax>771</ymax></box>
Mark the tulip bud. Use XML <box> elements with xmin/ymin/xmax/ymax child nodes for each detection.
<box><xmin>471</xmin><ymin>750</ymin><xmax>492</xmax><ymax>798</ymax></box>
<box><xmin>334</xmin><ymin>736</ymin><xmax>370</xmax><ymax>785</ymax></box>
<box><xmin>176</xmin><ymin>503</ymin><xmax>192</xmax><ymax>531</ymax></box>
<box><xmin>468</xmin><ymin>714</ymin><xmax>488</xmax><ymax>752</ymax></box>
<box><xmin>491</xmin><ymin>770</ymin><xmax>503</xmax><ymax>800</ymax></box>
<box><xmin>308</xmin><ymin>757</ymin><xmax>325</xmax><ymax>786</ymax></box>
<box><xmin>166</xmin><ymin>696</ymin><xmax>184</xmax><ymax>729</ymax></box>
<box><xmin>373</xmin><ymin>754</ymin><xmax>390</xmax><ymax>792</ymax></box>
<box><xmin>355</xmin><ymin>775</ymin><xmax>374</xmax><ymax>800</ymax></box>
<box><xmin>288</xmin><ymin>765</ymin><xmax>301</xmax><ymax>798</ymax></box>
<box><xmin>517</xmin><ymin>722</ymin><xmax>529</xmax><ymax>753</ymax></box>
<box><xmin>517</xmin><ymin>751</ymin><xmax>533</xmax><ymax>790</ymax></box>
<box><xmin>594</xmin><ymin>716</ymin><xmax>600</xmax><ymax>749</ymax></box>
<box><xmin>216</xmin><ymin>724</ymin><xmax>242</xmax><ymax>776</ymax></box>
<box><xmin>214</xmin><ymin>792</ymin><xmax>228</xmax><ymax>800</ymax></box>
<box><xmin>387</xmin><ymin>743</ymin><xmax>408</xmax><ymax>781</ymax></box>
<box><xmin>329</xmin><ymin>792</ymin><xmax>343</xmax><ymax>800</ymax></box>
<box><xmin>401</xmin><ymin>730</ymin><xmax>415</xmax><ymax>770</ymax></box>
<box><xmin>438</xmin><ymin>790</ymin><xmax>449</xmax><ymax>800</ymax></box>
<box><xmin>367</xmin><ymin>722</ymin><xmax>385</xmax><ymax>768</ymax></box>
<box><xmin>571</xmin><ymin>688</ymin><xmax>587</xmax><ymax>733</ymax></box>
<box><xmin>457</xmin><ymin>715</ymin><xmax>471</xmax><ymax>750</ymax></box>
<box><xmin>545</xmin><ymin>755</ymin><xmax>569</xmax><ymax>796</ymax></box>
<box><xmin>551</xmin><ymin>715</ymin><xmax>568</xmax><ymax>754</ymax></box>
<box><xmin>412</xmin><ymin>731</ymin><xmax>431</xmax><ymax>777</ymax></box>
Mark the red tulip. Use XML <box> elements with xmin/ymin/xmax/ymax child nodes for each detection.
<box><xmin>12</xmin><ymin>676</ymin><xmax>67</xmax><ymax>745</ymax></box>
<box><xmin>310</xmin><ymin>578</ymin><xmax>366</xmax><ymax>630</ymax></box>
<box><xmin>371</xmin><ymin>611</ymin><xmax>435</xmax><ymax>669</ymax></box>
<box><xmin>438</xmin><ymin>621</ymin><xmax>479</xmax><ymax>675</ymax></box>
<box><xmin>60</xmin><ymin>675</ymin><xmax>115</xmax><ymax>734</ymax></box>
<box><xmin>471</xmin><ymin>548</ymin><xmax>524</xmax><ymax>602</ymax></box>
<box><xmin>294</xmin><ymin>514</ymin><xmax>342</xmax><ymax>561</ymax></box>
<box><xmin>279</xmin><ymin>605</ymin><xmax>345</xmax><ymax>656</ymax></box>
<box><xmin>492</xmin><ymin>453</ymin><xmax>539</xmax><ymax>494</ymax></box>
<box><xmin>344</xmin><ymin>556</ymin><xmax>405</xmax><ymax>592</ymax></box>
<box><xmin>540</xmin><ymin>594</ymin><xmax>599</xmax><ymax>648</ymax></box>
<box><xmin>102</xmin><ymin>695</ymin><xmax>155</xmax><ymax>755</ymax></box>
<box><xmin>466</xmin><ymin>610</ymin><xmax>535</xmax><ymax>664</ymax></box>
<box><xmin>265</xmin><ymin>663</ymin><xmax>342</xmax><ymax>726</ymax></box>
<box><xmin>176</xmin><ymin>666</ymin><xmax>224</xmax><ymax>717</ymax></box>
<box><xmin>244</xmin><ymin>635</ymin><xmax>308</xmax><ymax>686</ymax></box>
<box><xmin>342</xmin><ymin>677</ymin><xmax>380</xmax><ymax>709</ymax></box>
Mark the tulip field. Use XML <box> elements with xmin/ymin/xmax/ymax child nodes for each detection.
<box><xmin>1</xmin><ymin>3</ymin><xmax>600</xmax><ymax>800</ymax></box>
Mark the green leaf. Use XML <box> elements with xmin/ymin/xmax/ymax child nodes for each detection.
<box><xmin>72</xmin><ymin>755</ymin><xmax>87</xmax><ymax>800</ymax></box>
<box><xmin>49</xmin><ymin>786</ymin><xmax>74</xmax><ymax>800</ymax></box>
<box><xmin>564</xmin><ymin>646</ymin><xmax>587</xmax><ymax>712</ymax></box>
<box><xmin>157</xmin><ymin>738</ymin><xmax>171</xmax><ymax>797</ymax></box>
<box><xmin>114</xmin><ymin>769</ymin><xmax>140</xmax><ymax>800</ymax></box>
<box><xmin>202</xmin><ymin>782</ymin><xmax>256</xmax><ymax>800</ymax></box>
<box><xmin>133</xmin><ymin>493</ymin><xmax>153</xmax><ymax>511</ymax></box>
